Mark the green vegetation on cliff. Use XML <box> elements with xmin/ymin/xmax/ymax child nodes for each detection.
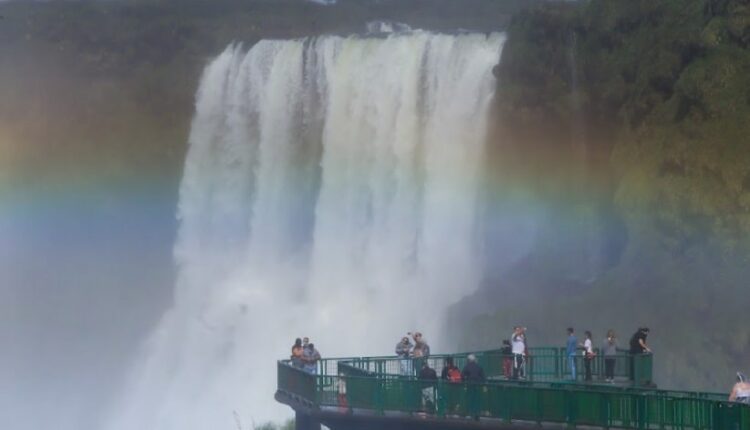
<box><xmin>462</xmin><ymin>0</ymin><xmax>750</xmax><ymax>393</ymax></box>
<box><xmin>0</xmin><ymin>0</ymin><xmax>527</xmax><ymax>196</ymax></box>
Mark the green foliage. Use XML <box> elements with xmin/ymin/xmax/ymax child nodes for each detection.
<box><xmin>470</xmin><ymin>0</ymin><xmax>750</xmax><ymax>395</ymax></box>
<box><xmin>494</xmin><ymin>0</ymin><xmax>750</xmax><ymax>260</ymax></box>
<box><xmin>0</xmin><ymin>0</ymin><xmax>529</xmax><ymax>189</ymax></box>
<box><xmin>253</xmin><ymin>419</ymin><xmax>294</xmax><ymax>430</ymax></box>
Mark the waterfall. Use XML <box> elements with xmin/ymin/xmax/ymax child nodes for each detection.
<box><xmin>106</xmin><ymin>31</ymin><xmax>505</xmax><ymax>430</ymax></box>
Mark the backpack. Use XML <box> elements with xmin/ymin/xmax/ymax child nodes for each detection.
<box><xmin>447</xmin><ymin>367</ymin><xmax>462</xmax><ymax>383</ymax></box>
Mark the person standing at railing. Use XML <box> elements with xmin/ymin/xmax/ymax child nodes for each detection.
<box><xmin>566</xmin><ymin>327</ymin><xmax>578</xmax><ymax>381</ymax></box>
<box><xmin>461</xmin><ymin>354</ymin><xmax>486</xmax><ymax>383</ymax></box>
<box><xmin>395</xmin><ymin>336</ymin><xmax>414</xmax><ymax>376</ymax></box>
<box><xmin>581</xmin><ymin>331</ymin><xmax>594</xmax><ymax>382</ymax></box>
<box><xmin>418</xmin><ymin>361</ymin><xmax>438</xmax><ymax>413</ymax></box>
<box><xmin>729</xmin><ymin>372</ymin><xmax>750</xmax><ymax>404</ymax></box>
<box><xmin>462</xmin><ymin>354</ymin><xmax>486</xmax><ymax>419</ymax></box>
<box><xmin>411</xmin><ymin>332</ymin><xmax>431</xmax><ymax>358</ymax></box>
<box><xmin>411</xmin><ymin>332</ymin><xmax>430</xmax><ymax>372</ymax></box>
<box><xmin>511</xmin><ymin>326</ymin><xmax>526</xmax><ymax>379</ymax></box>
<box><xmin>602</xmin><ymin>330</ymin><xmax>617</xmax><ymax>383</ymax></box>
<box><xmin>629</xmin><ymin>327</ymin><xmax>651</xmax><ymax>354</ymax></box>
<box><xmin>302</xmin><ymin>343</ymin><xmax>321</xmax><ymax>374</ymax></box>
<box><xmin>501</xmin><ymin>340</ymin><xmax>513</xmax><ymax>379</ymax></box>
<box><xmin>629</xmin><ymin>327</ymin><xmax>651</xmax><ymax>381</ymax></box>
<box><xmin>291</xmin><ymin>338</ymin><xmax>304</xmax><ymax>369</ymax></box>
<box><xmin>441</xmin><ymin>357</ymin><xmax>462</xmax><ymax>382</ymax></box>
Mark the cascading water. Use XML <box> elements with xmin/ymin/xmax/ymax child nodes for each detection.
<box><xmin>107</xmin><ymin>31</ymin><xmax>505</xmax><ymax>430</ymax></box>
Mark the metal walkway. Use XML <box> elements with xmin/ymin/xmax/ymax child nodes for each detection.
<box><xmin>276</xmin><ymin>348</ymin><xmax>749</xmax><ymax>429</ymax></box>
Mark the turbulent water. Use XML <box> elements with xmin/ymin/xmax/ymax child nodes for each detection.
<box><xmin>107</xmin><ymin>32</ymin><xmax>505</xmax><ymax>429</ymax></box>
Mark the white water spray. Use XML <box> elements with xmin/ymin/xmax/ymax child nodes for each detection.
<box><xmin>107</xmin><ymin>32</ymin><xmax>504</xmax><ymax>430</ymax></box>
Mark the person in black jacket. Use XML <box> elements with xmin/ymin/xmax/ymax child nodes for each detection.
<box><xmin>462</xmin><ymin>354</ymin><xmax>486</xmax><ymax>418</ymax></box>
<box><xmin>419</xmin><ymin>361</ymin><xmax>438</xmax><ymax>380</ymax></box>
<box><xmin>628</xmin><ymin>327</ymin><xmax>651</xmax><ymax>381</ymax></box>
<box><xmin>461</xmin><ymin>354</ymin><xmax>486</xmax><ymax>383</ymax></box>
<box><xmin>418</xmin><ymin>361</ymin><xmax>438</xmax><ymax>413</ymax></box>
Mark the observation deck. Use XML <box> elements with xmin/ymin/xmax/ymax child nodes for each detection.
<box><xmin>276</xmin><ymin>348</ymin><xmax>749</xmax><ymax>429</ymax></box>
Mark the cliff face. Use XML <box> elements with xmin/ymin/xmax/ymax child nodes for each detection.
<box><xmin>459</xmin><ymin>0</ymin><xmax>750</xmax><ymax>392</ymax></box>
<box><xmin>0</xmin><ymin>0</ymin><xmax>527</xmax><ymax>195</ymax></box>
<box><xmin>0</xmin><ymin>3</ymin><xmax>522</xmax><ymax>429</ymax></box>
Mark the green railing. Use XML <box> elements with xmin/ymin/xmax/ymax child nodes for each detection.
<box><xmin>277</xmin><ymin>353</ymin><xmax>750</xmax><ymax>429</ymax></box>
<box><xmin>334</xmin><ymin>348</ymin><xmax>652</xmax><ymax>386</ymax></box>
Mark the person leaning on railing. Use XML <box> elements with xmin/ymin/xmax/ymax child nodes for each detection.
<box><xmin>628</xmin><ymin>327</ymin><xmax>651</xmax><ymax>381</ymax></box>
<box><xmin>395</xmin><ymin>336</ymin><xmax>414</xmax><ymax>375</ymax></box>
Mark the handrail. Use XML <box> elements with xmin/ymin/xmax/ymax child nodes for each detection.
<box><xmin>277</xmin><ymin>348</ymin><xmax>750</xmax><ymax>429</ymax></box>
<box><xmin>328</xmin><ymin>347</ymin><xmax>653</xmax><ymax>386</ymax></box>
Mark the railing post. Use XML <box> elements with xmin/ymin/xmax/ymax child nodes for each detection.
<box><xmin>566</xmin><ymin>388</ymin><xmax>577</xmax><ymax>428</ymax></box>
<box><xmin>601</xmin><ymin>392</ymin><xmax>611</xmax><ymax>430</ymax></box>
<box><xmin>436</xmin><ymin>379</ymin><xmax>446</xmax><ymax>417</ymax></box>
<box><xmin>376</xmin><ymin>376</ymin><xmax>384</xmax><ymax>415</ymax></box>
<box><xmin>636</xmin><ymin>393</ymin><xmax>647</xmax><ymax>429</ymax></box>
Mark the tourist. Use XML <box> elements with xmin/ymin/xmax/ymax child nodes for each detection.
<box><xmin>419</xmin><ymin>360</ymin><xmax>438</xmax><ymax>380</ymax></box>
<box><xmin>291</xmin><ymin>338</ymin><xmax>304</xmax><ymax>369</ymax></box>
<box><xmin>302</xmin><ymin>337</ymin><xmax>310</xmax><ymax>348</ymax></box>
<box><xmin>511</xmin><ymin>326</ymin><xmax>526</xmax><ymax>379</ymax></box>
<box><xmin>461</xmin><ymin>354</ymin><xmax>486</xmax><ymax>383</ymax></box>
<box><xmin>603</xmin><ymin>330</ymin><xmax>617</xmax><ymax>383</ymax></box>
<box><xmin>501</xmin><ymin>339</ymin><xmax>512</xmax><ymax>379</ymax></box>
<box><xmin>395</xmin><ymin>336</ymin><xmax>414</xmax><ymax>375</ymax></box>
<box><xmin>441</xmin><ymin>357</ymin><xmax>462</xmax><ymax>383</ymax></box>
<box><xmin>629</xmin><ymin>327</ymin><xmax>651</xmax><ymax>354</ymax></box>
<box><xmin>302</xmin><ymin>343</ymin><xmax>321</xmax><ymax>374</ymax></box>
<box><xmin>418</xmin><ymin>361</ymin><xmax>438</xmax><ymax>413</ymax></box>
<box><xmin>441</xmin><ymin>357</ymin><xmax>462</xmax><ymax>414</ymax></box>
<box><xmin>729</xmin><ymin>372</ymin><xmax>750</xmax><ymax>404</ymax></box>
<box><xmin>462</xmin><ymin>354</ymin><xmax>486</xmax><ymax>419</ymax></box>
<box><xmin>582</xmin><ymin>330</ymin><xmax>594</xmax><ymax>382</ymax></box>
<box><xmin>629</xmin><ymin>327</ymin><xmax>651</xmax><ymax>381</ymax></box>
<box><xmin>411</xmin><ymin>332</ymin><xmax>431</xmax><ymax>358</ymax></box>
<box><xmin>566</xmin><ymin>327</ymin><xmax>577</xmax><ymax>380</ymax></box>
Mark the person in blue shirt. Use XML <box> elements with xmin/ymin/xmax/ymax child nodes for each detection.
<box><xmin>302</xmin><ymin>343</ymin><xmax>321</xmax><ymax>374</ymax></box>
<box><xmin>566</xmin><ymin>327</ymin><xmax>578</xmax><ymax>380</ymax></box>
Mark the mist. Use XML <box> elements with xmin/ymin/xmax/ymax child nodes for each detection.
<box><xmin>4</xmin><ymin>1</ymin><xmax>749</xmax><ymax>429</ymax></box>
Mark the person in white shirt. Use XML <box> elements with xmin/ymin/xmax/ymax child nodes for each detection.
<box><xmin>511</xmin><ymin>326</ymin><xmax>526</xmax><ymax>379</ymax></box>
<box><xmin>581</xmin><ymin>331</ymin><xmax>594</xmax><ymax>382</ymax></box>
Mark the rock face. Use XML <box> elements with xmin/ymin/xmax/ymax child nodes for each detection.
<box><xmin>455</xmin><ymin>0</ymin><xmax>750</xmax><ymax>393</ymax></box>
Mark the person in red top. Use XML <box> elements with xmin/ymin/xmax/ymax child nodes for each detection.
<box><xmin>441</xmin><ymin>357</ymin><xmax>461</xmax><ymax>383</ymax></box>
<box><xmin>291</xmin><ymin>338</ymin><xmax>304</xmax><ymax>368</ymax></box>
